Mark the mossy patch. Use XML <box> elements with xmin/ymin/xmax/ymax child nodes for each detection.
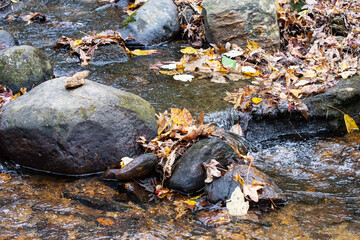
<box><xmin>124</xmin><ymin>11</ymin><xmax>137</xmax><ymax>26</ymax></box>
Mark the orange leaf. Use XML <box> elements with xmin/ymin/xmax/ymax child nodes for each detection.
<box><xmin>97</xmin><ymin>218</ymin><xmax>114</xmax><ymax>226</ymax></box>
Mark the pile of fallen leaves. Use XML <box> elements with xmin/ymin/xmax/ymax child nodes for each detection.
<box><xmin>174</xmin><ymin>0</ymin><xmax>205</xmax><ymax>47</ymax></box>
<box><xmin>153</xmin><ymin>0</ymin><xmax>360</xmax><ymax>120</ymax></box>
<box><xmin>138</xmin><ymin>108</ymin><xmax>216</xmax><ymax>181</ymax></box>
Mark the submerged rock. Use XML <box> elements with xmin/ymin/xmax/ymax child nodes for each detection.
<box><xmin>0</xmin><ymin>30</ymin><xmax>17</xmax><ymax>50</ymax></box>
<box><xmin>120</xmin><ymin>0</ymin><xmax>180</xmax><ymax>46</ymax></box>
<box><xmin>167</xmin><ymin>134</ymin><xmax>248</xmax><ymax>194</ymax></box>
<box><xmin>203</xmin><ymin>0</ymin><xmax>280</xmax><ymax>50</ymax></box>
<box><xmin>0</xmin><ymin>77</ymin><xmax>157</xmax><ymax>174</ymax></box>
<box><xmin>0</xmin><ymin>45</ymin><xmax>53</xmax><ymax>93</ymax></box>
<box><xmin>102</xmin><ymin>153</ymin><xmax>158</xmax><ymax>181</ymax></box>
<box><xmin>92</xmin><ymin>44</ymin><xmax>128</xmax><ymax>65</ymax></box>
<box><xmin>205</xmin><ymin>164</ymin><xmax>287</xmax><ymax>205</ymax></box>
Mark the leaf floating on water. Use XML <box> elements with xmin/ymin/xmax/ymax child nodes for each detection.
<box><xmin>130</xmin><ymin>49</ymin><xmax>158</xmax><ymax>56</ymax></box>
<box><xmin>344</xmin><ymin>114</ymin><xmax>359</xmax><ymax>133</ymax></box>
<box><xmin>252</xmin><ymin>97</ymin><xmax>262</xmax><ymax>105</ymax></box>
<box><xmin>173</xmin><ymin>74</ymin><xmax>194</xmax><ymax>82</ymax></box>
<box><xmin>230</xmin><ymin>123</ymin><xmax>243</xmax><ymax>136</ymax></box>
<box><xmin>180</xmin><ymin>47</ymin><xmax>198</xmax><ymax>54</ymax></box>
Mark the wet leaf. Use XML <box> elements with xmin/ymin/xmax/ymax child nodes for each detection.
<box><xmin>252</xmin><ymin>97</ymin><xmax>262</xmax><ymax>105</ymax></box>
<box><xmin>344</xmin><ymin>114</ymin><xmax>359</xmax><ymax>133</ymax></box>
<box><xmin>226</xmin><ymin>186</ymin><xmax>249</xmax><ymax>216</ymax></box>
<box><xmin>97</xmin><ymin>218</ymin><xmax>114</xmax><ymax>226</ymax></box>
<box><xmin>120</xmin><ymin>157</ymin><xmax>133</xmax><ymax>168</ymax></box>
<box><xmin>173</xmin><ymin>74</ymin><xmax>194</xmax><ymax>82</ymax></box>
<box><xmin>230</xmin><ymin>123</ymin><xmax>243</xmax><ymax>136</ymax></box>
<box><xmin>183</xmin><ymin>200</ymin><xmax>197</xmax><ymax>206</ymax></box>
<box><xmin>233</xmin><ymin>172</ymin><xmax>245</xmax><ymax>185</ymax></box>
<box><xmin>180</xmin><ymin>47</ymin><xmax>198</xmax><ymax>54</ymax></box>
<box><xmin>130</xmin><ymin>49</ymin><xmax>158</xmax><ymax>56</ymax></box>
<box><xmin>247</xmin><ymin>40</ymin><xmax>259</xmax><ymax>51</ymax></box>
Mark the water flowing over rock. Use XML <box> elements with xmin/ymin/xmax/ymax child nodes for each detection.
<box><xmin>0</xmin><ymin>30</ymin><xmax>17</xmax><ymax>50</ymax></box>
<box><xmin>0</xmin><ymin>45</ymin><xmax>53</xmax><ymax>93</ymax></box>
<box><xmin>205</xmin><ymin>164</ymin><xmax>287</xmax><ymax>205</ymax></box>
<box><xmin>0</xmin><ymin>77</ymin><xmax>157</xmax><ymax>174</ymax></box>
<box><xmin>120</xmin><ymin>0</ymin><xmax>180</xmax><ymax>46</ymax></box>
<box><xmin>167</xmin><ymin>134</ymin><xmax>248</xmax><ymax>194</ymax></box>
<box><xmin>203</xmin><ymin>0</ymin><xmax>280</xmax><ymax>50</ymax></box>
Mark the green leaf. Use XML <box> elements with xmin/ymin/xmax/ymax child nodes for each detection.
<box><xmin>221</xmin><ymin>55</ymin><xmax>236</xmax><ymax>69</ymax></box>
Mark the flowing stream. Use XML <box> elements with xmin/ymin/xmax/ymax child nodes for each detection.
<box><xmin>1</xmin><ymin>0</ymin><xmax>359</xmax><ymax>239</ymax></box>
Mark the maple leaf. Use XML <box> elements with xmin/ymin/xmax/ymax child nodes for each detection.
<box><xmin>203</xmin><ymin>159</ymin><xmax>222</xmax><ymax>183</ymax></box>
<box><xmin>242</xmin><ymin>180</ymin><xmax>265</xmax><ymax>203</ymax></box>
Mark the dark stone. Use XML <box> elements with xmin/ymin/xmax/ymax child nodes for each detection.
<box><xmin>205</xmin><ymin>164</ymin><xmax>287</xmax><ymax>205</ymax></box>
<box><xmin>102</xmin><ymin>153</ymin><xmax>158</xmax><ymax>181</ymax></box>
<box><xmin>167</xmin><ymin>134</ymin><xmax>248</xmax><ymax>194</ymax></box>
<box><xmin>117</xmin><ymin>181</ymin><xmax>151</xmax><ymax>204</ymax></box>
<box><xmin>120</xmin><ymin>0</ymin><xmax>180</xmax><ymax>47</ymax></box>
<box><xmin>0</xmin><ymin>30</ymin><xmax>17</xmax><ymax>50</ymax></box>
<box><xmin>92</xmin><ymin>44</ymin><xmax>128</xmax><ymax>66</ymax></box>
<box><xmin>203</xmin><ymin>0</ymin><xmax>280</xmax><ymax>50</ymax></box>
<box><xmin>0</xmin><ymin>77</ymin><xmax>157</xmax><ymax>174</ymax></box>
<box><xmin>209</xmin><ymin>74</ymin><xmax>360</xmax><ymax>142</ymax></box>
<box><xmin>0</xmin><ymin>45</ymin><xmax>53</xmax><ymax>93</ymax></box>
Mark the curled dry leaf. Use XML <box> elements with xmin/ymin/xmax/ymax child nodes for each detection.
<box><xmin>242</xmin><ymin>180</ymin><xmax>265</xmax><ymax>203</ymax></box>
<box><xmin>203</xmin><ymin>159</ymin><xmax>222</xmax><ymax>183</ymax></box>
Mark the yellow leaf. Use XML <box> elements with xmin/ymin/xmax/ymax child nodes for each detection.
<box><xmin>159</xmin><ymin>70</ymin><xmax>177</xmax><ymax>75</ymax></box>
<box><xmin>183</xmin><ymin>200</ymin><xmax>197</xmax><ymax>206</ymax></box>
<box><xmin>303</xmin><ymin>70</ymin><xmax>317</xmax><ymax>78</ymax></box>
<box><xmin>97</xmin><ymin>218</ymin><xmax>114</xmax><ymax>226</ymax></box>
<box><xmin>233</xmin><ymin>172</ymin><xmax>245</xmax><ymax>185</ymax></box>
<box><xmin>344</xmin><ymin>114</ymin><xmax>359</xmax><ymax>133</ymax></box>
<box><xmin>247</xmin><ymin>40</ymin><xmax>259</xmax><ymax>51</ymax></box>
<box><xmin>73</xmin><ymin>39</ymin><xmax>83</xmax><ymax>46</ymax></box>
<box><xmin>130</xmin><ymin>49</ymin><xmax>158</xmax><ymax>56</ymax></box>
<box><xmin>11</xmin><ymin>93</ymin><xmax>21</xmax><ymax>101</ymax></box>
<box><xmin>289</xmin><ymin>89</ymin><xmax>302</xmax><ymax>97</ymax></box>
<box><xmin>252</xmin><ymin>97</ymin><xmax>262</xmax><ymax>104</ymax></box>
<box><xmin>180</xmin><ymin>47</ymin><xmax>198</xmax><ymax>54</ymax></box>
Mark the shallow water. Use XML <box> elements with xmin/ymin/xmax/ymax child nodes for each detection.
<box><xmin>1</xmin><ymin>0</ymin><xmax>360</xmax><ymax>239</ymax></box>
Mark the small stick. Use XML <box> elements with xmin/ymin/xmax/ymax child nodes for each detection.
<box><xmin>326</xmin><ymin>105</ymin><xmax>345</xmax><ymax>115</ymax></box>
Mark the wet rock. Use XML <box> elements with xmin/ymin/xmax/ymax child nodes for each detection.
<box><xmin>233</xmin><ymin>74</ymin><xmax>360</xmax><ymax>142</ymax></box>
<box><xmin>0</xmin><ymin>30</ymin><xmax>17</xmax><ymax>50</ymax></box>
<box><xmin>0</xmin><ymin>45</ymin><xmax>53</xmax><ymax>93</ymax></box>
<box><xmin>117</xmin><ymin>181</ymin><xmax>151</xmax><ymax>203</ymax></box>
<box><xmin>92</xmin><ymin>44</ymin><xmax>128</xmax><ymax>65</ymax></box>
<box><xmin>167</xmin><ymin>134</ymin><xmax>247</xmax><ymax>194</ymax></box>
<box><xmin>203</xmin><ymin>0</ymin><xmax>280</xmax><ymax>50</ymax></box>
<box><xmin>63</xmin><ymin>178</ymin><xmax>130</xmax><ymax>211</ymax></box>
<box><xmin>120</xmin><ymin>0</ymin><xmax>180</xmax><ymax>47</ymax></box>
<box><xmin>0</xmin><ymin>77</ymin><xmax>157</xmax><ymax>174</ymax></box>
<box><xmin>205</xmin><ymin>164</ymin><xmax>287</xmax><ymax>205</ymax></box>
<box><xmin>102</xmin><ymin>153</ymin><xmax>158</xmax><ymax>181</ymax></box>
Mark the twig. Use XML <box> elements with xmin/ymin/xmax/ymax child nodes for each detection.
<box><xmin>326</xmin><ymin>104</ymin><xmax>345</xmax><ymax>115</ymax></box>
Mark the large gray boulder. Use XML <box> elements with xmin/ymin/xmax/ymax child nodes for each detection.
<box><xmin>203</xmin><ymin>0</ymin><xmax>280</xmax><ymax>50</ymax></box>
<box><xmin>0</xmin><ymin>77</ymin><xmax>157</xmax><ymax>174</ymax></box>
<box><xmin>120</xmin><ymin>0</ymin><xmax>180</xmax><ymax>46</ymax></box>
<box><xmin>0</xmin><ymin>45</ymin><xmax>53</xmax><ymax>93</ymax></box>
<box><xmin>0</xmin><ymin>30</ymin><xmax>17</xmax><ymax>50</ymax></box>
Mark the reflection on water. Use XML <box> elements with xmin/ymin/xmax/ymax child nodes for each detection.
<box><xmin>0</xmin><ymin>134</ymin><xmax>359</xmax><ymax>239</ymax></box>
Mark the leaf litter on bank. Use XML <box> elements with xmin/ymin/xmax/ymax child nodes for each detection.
<box><xmin>153</xmin><ymin>0</ymin><xmax>360</xmax><ymax>121</ymax></box>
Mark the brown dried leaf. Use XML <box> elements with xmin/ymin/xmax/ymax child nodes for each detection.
<box><xmin>203</xmin><ymin>159</ymin><xmax>221</xmax><ymax>183</ymax></box>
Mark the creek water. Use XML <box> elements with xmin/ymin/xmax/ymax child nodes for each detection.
<box><xmin>0</xmin><ymin>0</ymin><xmax>359</xmax><ymax>239</ymax></box>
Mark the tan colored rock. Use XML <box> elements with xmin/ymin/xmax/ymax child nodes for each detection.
<box><xmin>64</xmin><ymin>70</ymin><xmax>89</xmax><ymax>89</ymax></box>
